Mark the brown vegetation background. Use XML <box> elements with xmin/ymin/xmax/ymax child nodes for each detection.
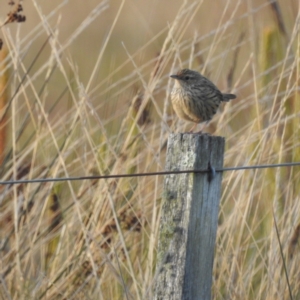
<box><xmin>0</xmin><ymin>0</ymin><xmax>299</xmax><ymax>299</ymax></box>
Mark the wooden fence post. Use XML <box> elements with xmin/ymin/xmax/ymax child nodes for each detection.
<box><xmin>154</xmin><ymin>133</ymin><xmax>225</xmax><ymax>300</ymax></box>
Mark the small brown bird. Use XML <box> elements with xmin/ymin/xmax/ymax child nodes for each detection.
<box><xmin>170</xmin><ymin>69</ymin><xmax>236</xmax><ymax>131</ymax></box>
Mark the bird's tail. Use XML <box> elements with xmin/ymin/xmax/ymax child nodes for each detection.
<box><xmin>222</xmin><ymin>93</ymin><xmax>236</xmax><ymax>102</ymax></box>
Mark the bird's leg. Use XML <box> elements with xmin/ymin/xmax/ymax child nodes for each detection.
<box><xmin>194</xmin><ymin>121</ymin><xmax>210</xmax><ymax>135</ymax></box>
<box><xmin>188</xmin><ymin>122</ymin><xmax>198</xmax><ymax>133</ymax></box>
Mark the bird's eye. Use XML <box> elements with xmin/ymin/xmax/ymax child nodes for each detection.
<box><xmin>185</xmin><ymin>76</ymin><xmax>190</xmax><ymax>80</ymax></box>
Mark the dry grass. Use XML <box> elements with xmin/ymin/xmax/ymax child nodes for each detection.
<box><xmin>0</xmin><ymin>0</ymin><xmax>300</xmax><ymax>299</ymax></box>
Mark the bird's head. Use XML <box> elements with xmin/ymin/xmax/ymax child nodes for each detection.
<box><xmin>170</xmin><ymin>69</ymin><xmax>202</xmax><ymax>87</ymax></box>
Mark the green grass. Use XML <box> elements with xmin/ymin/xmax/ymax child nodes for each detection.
<box><xmin>0</xmin><ymin>0</ymin><xmax>300</xmax><ymax>299</ymax></box>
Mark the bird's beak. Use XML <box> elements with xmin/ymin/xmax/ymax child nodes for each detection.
<box><xmin>170</xmin><ymin>74</ymin><xmax>179</xmax><ymax>79</ymax></box>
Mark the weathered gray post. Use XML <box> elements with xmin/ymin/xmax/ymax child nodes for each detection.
<box><xmin>154</xmin><ymin>133</ymin><xmax>225</xmax><ymax>300</ymax></box>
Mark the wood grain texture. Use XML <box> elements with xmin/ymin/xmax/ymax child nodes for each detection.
<box><xmin>154</xmin><ymin>133</ymin><xmax>225</xmax><ymax>300</ymax></box>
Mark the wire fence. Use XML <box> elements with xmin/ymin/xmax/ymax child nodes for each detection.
<box><xmin>1</xmin><ymin>161</ymin><xmax>300</xmax><ymax>185</ymax></box>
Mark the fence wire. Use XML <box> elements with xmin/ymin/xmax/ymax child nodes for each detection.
<box><xmin>1</xmin><ymin>161</ymin><xmax>300</xmax><ymax>185</ymax></box>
